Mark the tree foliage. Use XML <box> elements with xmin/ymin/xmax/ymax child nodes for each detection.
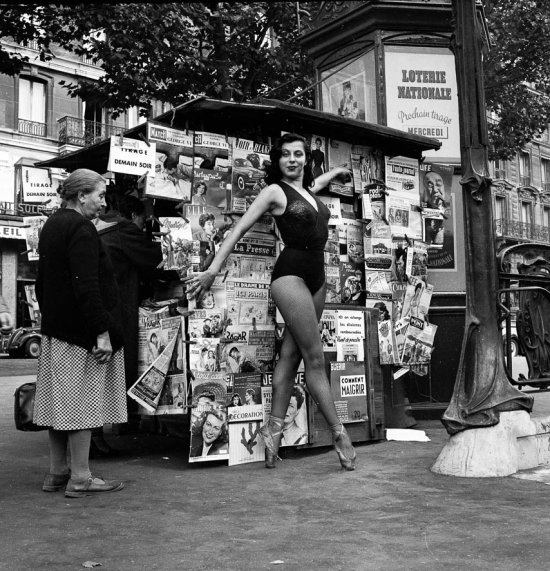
<box><xmin>0</xmin><ymin>3</ymin><xmax>316</xmax><ymax>116</ymax></box>
<box><xmin>484</xmin><ymin>0</ymin><xmax>550</xmax><ymax>159</ymax></box>
<box><xmin>1</xmin><ymin>2</ymin><xmax>550</xmax><ymax>159</ymax></box>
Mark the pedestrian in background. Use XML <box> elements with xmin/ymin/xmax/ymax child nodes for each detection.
<box><xmin>34</xmin><ymin>168</ymin><xmax>127</xmax><ymax>497</ymax></box>
<box><xmin>94</xmin><ymin>194</ymin><xmax>162</xmax><ymax>451</ymax></box>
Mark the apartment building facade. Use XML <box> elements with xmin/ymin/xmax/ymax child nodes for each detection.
<box><xmin>0</xmin><ymin>39</ymin><xmax>166</xmax><ymax>326</ymax></box>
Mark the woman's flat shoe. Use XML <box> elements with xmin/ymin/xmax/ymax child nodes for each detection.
<box><xmin>42</xmin><ymin>472</ymin><xmax>70</xmax><ymax>492</ymax></box>
<box><xmin>333</xmin><ymin>426</ymin><xmax>357</xmax><ymax>471</ymax></box>
<box><xmin>259</xmin><ymin>423</ymin><xmax>283</xmax><ymax>469</ymax></box>
<box><xmin>65</xmin><ymin>475</ymin><xmax>124</xmax><ymax>498</ymax></box>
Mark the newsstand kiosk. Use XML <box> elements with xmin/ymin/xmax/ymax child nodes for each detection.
<box><xmin>38</xmin><ymin>97</ymin><xmax>440</xmax><ymax>466</ymax></box>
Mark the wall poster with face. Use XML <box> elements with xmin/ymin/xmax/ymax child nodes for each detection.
<box><xmin>419</xmin><ymin>163</ymin><xmax>456</xmax><ymax>270</ymax></box>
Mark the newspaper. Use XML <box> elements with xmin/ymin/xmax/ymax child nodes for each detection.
<box><xmin>377</xmin><ymin>320</ymin><xmax>396</xmax><ymax>365</ymax></box>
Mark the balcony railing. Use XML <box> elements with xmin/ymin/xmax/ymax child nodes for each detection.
<box><xmin>17</xmin><ymin>118</ymin><xmax>47</xmax><ymax>137</ymax></box>
<box><xmin>495</xmin><ymin>218</ymin><xmax>550</xmax><ymax>243</ymax></box>
<box><xmin>519</xmin><ymin>175</ymin><xmax>531</xmax><ymax>187</ymax></box>
<box><xmin>58</xmin><ymin>116</ymin><xmax>125</xmax><ymax>147</ymax></box>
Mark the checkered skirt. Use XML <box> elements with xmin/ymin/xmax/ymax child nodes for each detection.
<box><xmin>34</xmin><ymin>336</ymin><xmax>128</xmax><ymax>430</ymax></box>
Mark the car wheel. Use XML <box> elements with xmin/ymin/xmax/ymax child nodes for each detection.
<box><xmin>237</xmin><ymin>176</ymin><xmax>246</xmax><ymax>191</ymax></box>
<box><xmin>25</xmin><ymin>338</ymin><xmax>41</xmax><ymax>359</ymax></box>
<box><xmin>509</xmin><ymin>338</ymin><xmax>519</xmax><ymax>357</ymax></box>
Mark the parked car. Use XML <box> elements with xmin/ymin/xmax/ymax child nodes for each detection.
<box><xmin>232</xmin><ymin>158</ymin><xmax>265</xmax><ymax>191</ymax></box>
<box><xmin>6</xmin><ymin>326</ymin><xmax>42</xmax><ymax>358</ymax></box>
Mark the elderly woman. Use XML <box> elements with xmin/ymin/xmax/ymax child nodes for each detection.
<box><xmin>34</xmin><ymin>168</ymin><xmax>127</xmax><ymax>498</ymax></box>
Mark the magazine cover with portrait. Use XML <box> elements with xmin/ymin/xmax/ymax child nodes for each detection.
<box><xmin>419</xmin><ymin>163</ymin><xmax>455</xmax><ymax>270</ymax></box>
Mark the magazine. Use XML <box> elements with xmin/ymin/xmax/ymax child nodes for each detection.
<box><xmin>339</xmin><ymin>261</ymin><xmax>365</xmax><ymax>305</ymax></box>
<box><xmin>23</xmin><ymin>215</ymin><xmax>47</xmax><ymax>261</ymax></box>
<box><xmin>145</xmin><ymin>122</ymin><xmax>194</xmax><ymax>201</ymax></box>
<box><xmin>330</xmin><ymin>361</ymin><xmax>369</xmax><ymax>424</ymax></box>
<box><xmin>325</xmin><ymin>264</ymin><xmax>341</xmax><ymax>304</ymax></box>
<box><xmin>137</xmin><ymin>309</ymin><xmax>177</xmax><ymax>376</ymax></box>
<box><xmin>228</xmin><ymin>421</ymin><xmax>265</xmax><ymax>466</ymax></box>
<box><xmin>188</xmin><ymin>308</ymin><xmax>228</xmax><ymax>339</ymax></box>
<box><xmin>320</xmin><ymin>308</ymin><xmax>338</xmax><ymax>352</ymax></box>
<box><xmin>225</xmin><ymin>279</ymin><xmax>271</xmax><ymax>326</ymax></box>
<box><xmin>157</xmin><ymin>216</ymin><xmax>193</xmax><ymax>272</ymax></box>
<box><xmin>261</xmin><ymin>380</ymin><xmax>308</xmax><ymax>447</ymax></box>
<box><xmin>365</xmin><ymin>292</ymin><xmax>393</xmax><ymax>323</ymax></box>
<box><xmin>327</xmin><ymin>139</ymin><xmax>353</xmax><ymax>196</ymax></box>
<box><xmin>401</xmin><ymin>317</ymin><xmax>438</xmax><ymax>365</ymax></box>
<box><xmin>384</xmin><ymin>155</ymin><xmax>420</xmax><ymax>199</ymax></box>
<box><xmin>155</xmin><ymin>373</ymin><xmax>187</xmax><ymax>415</ymax></box>
<box><xmin>189</xmin><ymin>401</ymin><xmax>229</xmax><ymax>463</ymax></box>
<box><xmin>400</xmin><ymin>276</ymin><xmax>433</xmax><ymax>321</ymax></box>
<box><xmin>220</xmin><ymin>342</ymin><xmax>270</xmax><ymax>374</ymax></box>
<box><xmin>344</xmin><ymin>220</ymin><xmax>364</xmax><ymax>265</ymax></box>
<box><xmin>377</xmin><ymin>320</ymin><xmax>396</xmax><ymax>365</ymax></box>
<box><xmin>227</xmin><ymin>372</ymin><xmax>263</xmax><ymax>408</ymax></box>
<box><xmin>368</xmin><ymin>183</ymin><xmax>386</xmax><ymax>222</ymax></box>
<box><xmin>189</xmin><ymin>337</ymin><xmax>222</xmax><ymax>373</ymax></box>
<box><xmin>229</xmin><ymin>138</ymin><xmax>270</xmax><ymax>212</ymax></box>
<box><xmin>127</xmin><ymin>333</ymin><xmax>178</xmax><ymax>413</ymax></box>
<box><xmin>193</xmin><ymin>167</ymin><xmax>230</xmax><ymax>209</ymax></box>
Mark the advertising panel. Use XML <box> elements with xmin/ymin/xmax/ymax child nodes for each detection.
<box><xmin>384</xmin><ymin>46</ymin><xmax>460</xmax><ymax>162</ymax></box>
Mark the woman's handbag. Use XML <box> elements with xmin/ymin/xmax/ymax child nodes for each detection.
<box><xmin>14</xmin><ymin>382</ymin><xmax>47</xmax><ymax>432</ymax></box>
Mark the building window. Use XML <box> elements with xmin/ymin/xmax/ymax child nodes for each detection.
<box><xmin>520</xmin><ymin>200</ymin><xmax>533</xmax><ymax>238</ymax></box>
<box><xmin>544</xmin><ymin>206</ymin><xmax>550</xmax><ymax>228</ymax></box>
<box><xmin>18</xmin><ymin>77</ymin><xmax>46</xmax><ymax>136</ymax></box>
<box><xmin>494</xmin><ymin>195</ymin><xmax>506</xmax><ymax>235</ymax></box>
<box><xmin>542</xmin><ymin>158</ymin><xmax>550</xmax><ymax>191</ymax></box>
<box><xmin>493</xmin><ymin>158</ymin><xmax>506</xmax><ymax>180</ymax></box>
<box><xmin>495</xmin><ymin>195</ymin><xmax>506</xmax><ymax>220</ymax></box>
<box><xmin>519</xmin><ymin>152</ymin><xmax>531</xmax><ymax>187</ymax></box>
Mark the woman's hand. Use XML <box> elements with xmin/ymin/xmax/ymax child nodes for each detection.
<box><xmin>93</xmin><ymin>331</ymin><xmax>112</xmax><ymax>363</ymax></box>
<box><xmin>183</xmin><ymin>269</ymin><xmax>216</xmax><ymax>299</ymax></box>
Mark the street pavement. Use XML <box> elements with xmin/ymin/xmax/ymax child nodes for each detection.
<box><xmin>1</xmin><ymin>369</ymin><xmax>550</xmax><ymax>570</ymax></box>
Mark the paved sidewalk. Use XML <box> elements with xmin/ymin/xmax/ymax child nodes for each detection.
<box><xmin>1</xmin><ymin>374</ymin><xmax>550</xmax><ymax>571</ymax></box>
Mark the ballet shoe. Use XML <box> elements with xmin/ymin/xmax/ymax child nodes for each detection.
<box><xmin>332</xmin><ymin>424</ymin><xmax>357</xmax><ymax>471</ymax></box>
<box><xmin>259</xmin><ymin>422</ymin><xmax>283</xmax><ymax>469</ymax></box>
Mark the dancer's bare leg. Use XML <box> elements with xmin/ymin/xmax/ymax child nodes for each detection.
<box><xmin>270</xmin><ymin>276</ymin><xmax>340</xmax><ymax>426</ymax></box>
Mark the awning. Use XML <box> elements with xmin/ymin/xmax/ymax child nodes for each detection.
<box><xmin>36</xmin><ymin>97</ymin><xmax>441</xmax><ymax>172</ymax></box>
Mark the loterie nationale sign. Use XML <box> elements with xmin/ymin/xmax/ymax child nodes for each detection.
<box><xmin>384</xmin><ymin>47</ymin><xmax>460</xmax><ymax>162</ymax></box>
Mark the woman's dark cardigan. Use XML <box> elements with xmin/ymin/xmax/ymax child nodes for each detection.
<box><xmin>36</xmin><ymin>208</ymin><xmax>124</xmax><ymax>352</ymax></box>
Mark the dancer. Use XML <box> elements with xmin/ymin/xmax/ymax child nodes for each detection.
<box><xmin>184</xmin><ymin>133</ymin><xmax>356</xmax><ymax>470</ymax></box>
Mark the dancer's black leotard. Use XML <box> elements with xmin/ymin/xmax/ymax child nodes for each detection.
<box><xmin>271</xmin><ymin>181</ymin><xmax>330</xmax><ymax>294</ymax></box>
